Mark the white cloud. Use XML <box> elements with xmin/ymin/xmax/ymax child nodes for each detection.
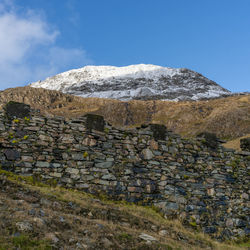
<box><xmin>0</xmin><ymin>1</ymin><xmax>92</xmax><ymax>90</ymax></box>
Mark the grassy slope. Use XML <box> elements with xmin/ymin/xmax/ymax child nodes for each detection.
<box><xmin>0</xmin><ymin>169</ymin><xmax>249</xmax><ymax>250</ymax></box>
<box><xmin>223</xmin><ymin>134</ymin><xmax>250</xmax><ymax>151</ymax></box>
<box><xmin>0</xmin><ymin>87</ymin><xmax>249</xmax><ymax>140</ymax></box>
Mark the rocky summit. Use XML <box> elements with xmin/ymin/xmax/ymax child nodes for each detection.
<box><xmin>30</xmin><ymin>64</ymin><xmax>231</xmax><ymax>101</ymax></box>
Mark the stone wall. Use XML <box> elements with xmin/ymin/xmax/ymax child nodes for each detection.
<box><xmin>0</xmin><ymin>104</ymin><xmax>249</xmax><ymax>240</ymax></box>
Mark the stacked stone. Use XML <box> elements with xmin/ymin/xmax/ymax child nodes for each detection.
<box><xmin>0</xmin><ymin>102</ymin><xmax>249</xmax><ymax>240</ymax></box>
<box><xmin>240</xmin><ymin>138</ymin><xmax>250</xmax><ymax>152</ymax></box>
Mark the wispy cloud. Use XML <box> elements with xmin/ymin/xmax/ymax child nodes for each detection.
<box><xmin>65</xmin><ymin>0</ymin><xmax>80</xmax><ymax>26</ymax></box>
<box><xmin>0</xmin><ymin>1</ymin><xmax>92</xmax><ymax>90</ymax></box>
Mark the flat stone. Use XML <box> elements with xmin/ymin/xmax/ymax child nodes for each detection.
<box><xmin>0</xmin><ymin>122</ymin><xmax>5</xmax><ymax>131</ymax></box>
<box><xmin>148</xmin><ymin>160</ymin><xmax>160</xmax><ymax>165</ymax></box>
<box><xmin>4</xmin><ymin>149</ymin><xmax>20</xmax><ymax>160</ymax></box>
<box><xmin>102</xmin><ymin>174</ymin><xmax>116</xmax><ymax>180</ymax></box>
<box><xmin>139</xmin><ymin>233</ymin><xmax>157</xmax><ymax>242</ymax></box>
<box><xmin>76</xmin><ymin>183</ymin><xmax>89</xmax><ymax>189</ymax></box>
<box><xmin>60</xmin><ymin>134</ymin><xmax>75</xmax><ymax>143</ymax></box>
<box><xmin>52</xmin><ymin>163</ymin><xmax>61</xmax><ymax>168</ymax></box>
<box><xmin>165</xmin><ymin>202</ymin><xmax>179</xmax><ymax>211</ymax></box>
<box><xmin>50</xmin><ymin>172</ymin><xmax>62</xmax><ymax>178</ymax></box>
<box><xmin>95</xmin><ymin>161</ymin><xmax>113</xmax><ymax>168</ymax></box>
<box><xmin>22</xmin><ymin>156</ymin><xmax>33</xmax><ymax>162</ymax></box>
<box><xmin>159</xmin><ymin>230</ymin><xmax>168</xmax><ymax>236</ymax></box>
<box><xmin>128</xmin><ymin>186</ymin><xmax>143</xmax><ymax>193</ymax></box>
<box><xmin>72</xmin><ymin>153</ymin><xmax>85</xmax><ymax>161</ymax></box>
<box><xmin>103</xmin><ymin>142</ymin><xmax>113</xmax><ymax>149</ymax></box>
<box><xmin>25</xmin><ymin>126</ymin><xmax>40</xmax><ymax>131</ymax></box>
<box><xmin>38</xmin><ymin>134</ymin><xmax>53</xmax><ymax>142</ymax></box>
<box><xmin>98</xmin><ymin>180</ymin><xmax>109</xmax><ymax>185</ymax></box>
<box><xmin>65</xmin><ymin>168</ymin><xmax>79</xmax><ymax>175</ymax></box>
<box><xmin>36</xmin><ymin>161</ymin><xmax>50</xmax><ymax>168</ymax></box>
<box><xmin>82</xmin><ymin>137</ymin><xmax>97</xmax><ymax>146</ymax></box>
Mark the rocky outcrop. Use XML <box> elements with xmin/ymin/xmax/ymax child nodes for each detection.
<box><xmin>0</xmin><ymin>103</ymin><xmax>249</xmax><ymax>240</ymax></box>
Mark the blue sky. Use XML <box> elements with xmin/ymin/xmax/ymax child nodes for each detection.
<box><xmin>0</xmin><ymin>0</ymin><xmax>249</xmax><ymax>92</ymax></box>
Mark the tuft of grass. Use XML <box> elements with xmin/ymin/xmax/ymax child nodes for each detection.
<box><xmin>0</xmin><ymin>234</ymin><xmax>52</xmax><ymax>250</ymax></box>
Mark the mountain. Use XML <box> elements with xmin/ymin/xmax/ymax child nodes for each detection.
<box><xmin>30</xmin><ymin>64</ymin><xmax>231</xmax><ymax>101</ymax></box>
<box><xmin>1</xmin><ymin>87</ymin><xmax>249</xmax><ymax>140</ymax></box>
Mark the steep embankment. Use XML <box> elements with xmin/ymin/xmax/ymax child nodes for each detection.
<box><xmin>0</xmin><ymin>86</ymin><xmax>249</xmax><ymax>139</ymax></box>
<box><xmin>0</xmin><ymin>171</ymin><xmax>248</xmax><ymax>249</ymax></box>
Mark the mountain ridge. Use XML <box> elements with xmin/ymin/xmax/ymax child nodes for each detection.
<box><xmin>30</xmin><ymin>64</ymin><xmax>231</xmax><ymax>101</ymax></box>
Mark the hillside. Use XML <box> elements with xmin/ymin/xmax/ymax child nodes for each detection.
<box><xmin>0</xmin><ymin>87</ymin><xmax>249</xmax><ymax>140</ymax></box>
<box><xmin>0</xmin><ymin>170</ymin><xmax>248</xmax><ymax>249</ymax></box>
<box><xmin>30</xmin><ymin>64</ymin><xmax>230</xmax><ymax>101</ymax></box>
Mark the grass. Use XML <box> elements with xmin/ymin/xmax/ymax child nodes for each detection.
<box><xmin>0</xmin><ymin>169</ymin><xmax>249</xmax><ymax>249</ymax></box>
<box><xmin>223</xmin><ymin>133</ymin><xmax>250</xmax><ymax>151</ymax></box>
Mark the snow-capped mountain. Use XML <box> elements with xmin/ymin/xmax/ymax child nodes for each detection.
<box><xmin>30</xmin><ymin>64</ymin><xmax>231</xmax><ymax>101</ymax></box>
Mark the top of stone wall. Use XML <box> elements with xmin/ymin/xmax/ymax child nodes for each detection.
<box><xmin>4</xmin><ymin>101</ymin><xmax>31</xmax><ymax>119</ymax></box>
<box><xmin>85</xmin><ymin>113</ymin><xmax>105</xmax><ymax>132</ymax></box>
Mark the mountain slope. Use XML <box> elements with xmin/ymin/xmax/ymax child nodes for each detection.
<box><xmin>30</xmin><ymin>64</ymin><xmax>230</xmax><ymax>101</ymax></box>
<box><xmin>0</xmin><ymin>87</ymin><xmax>249</xmax><ymax>139</ymax></box>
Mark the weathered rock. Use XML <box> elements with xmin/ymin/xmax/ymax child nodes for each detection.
<box><xmin>142</xmin><ymin>148</ymin><xmax>154</xmax><ymax>160</ymax></box>
<box><xmin>16</xmin><ymin>221</ymin><xmax>33</xmax><ymax>232</ymax></box>
<box><xmin>139</xmin><ymin>233</ymin><xmax>157</xmax><ymax>242</ymax></box>
<box><xmin>95</xmin><ymin>161</ymin><xmax>113</xmax><ymax>168</ymax></box>
<box><xmin>4</xmin><ymin>149</ymin><xmax>20</xmax><ymax>160</ymax></box>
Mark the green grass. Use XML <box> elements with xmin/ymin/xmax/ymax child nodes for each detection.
<box><xmin>0</xmin><ymin>235</ymin><xmax>52</xmax><ymax>250</ymax></box>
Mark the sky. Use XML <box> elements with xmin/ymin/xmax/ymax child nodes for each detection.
<box><xmin>0</xmin><ymin>0</ymin><xmax>249</xmax><ymax>92</ymax></box>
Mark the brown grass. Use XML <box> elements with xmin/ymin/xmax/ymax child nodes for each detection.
<box><xmin>223</xmin><ymin>133</ymin><xmax>250</xmax><ymax>151</ymax></box>
<box><xmin>0</xmin><ymin>169</ymin><xmax>249</xmax><ymax>249</ymax></box>
<box><xmin>0</xmin><ymin>87</ymin><xmax>249</xmax><ymax>140</ymax></box>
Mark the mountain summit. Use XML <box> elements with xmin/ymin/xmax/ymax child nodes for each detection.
<box><xmin>30</xmin><ymin>64</ymin><xmax>230</xmax><ymax>101</ymax></box>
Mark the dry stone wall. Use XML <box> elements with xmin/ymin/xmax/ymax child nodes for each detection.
<box><xmin>0</xmin><ymin>103</ymin><xmax>249</xmax><ymax>240</ymax></box>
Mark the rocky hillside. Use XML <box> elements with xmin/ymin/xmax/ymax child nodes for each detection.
<box><xmin>0</xmin><ymin>87</ymin><xmax>249</xmax><ymax>139</ymax></box>
<box><xmin>0</xmin><ymin>170</ymin><xmax>248</xmax><ymax>249</ymax></box>
<box><xmin>30</xmin><ymin>64</ymin><xmax>231</xmax><ymax>101</ymax></box>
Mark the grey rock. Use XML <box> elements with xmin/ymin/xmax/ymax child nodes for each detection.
<box><xmin>139</xmin><ymin>233</ymin><xmax>157</xmax><ymax>242</ymax></box>
<box><xmin>142</xmin><ymin>148</ymin><xmax>154</xmax><ymax>160</ymax></box>
<box><xmin>95</xmin><ymin>161</ymin><xmax>113</xmax><ymax>168</ymax></box>
<box><xmin>16</xmin><ymin>222</ymin><xmax>33</xmax><ymax>232</ymax></box>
